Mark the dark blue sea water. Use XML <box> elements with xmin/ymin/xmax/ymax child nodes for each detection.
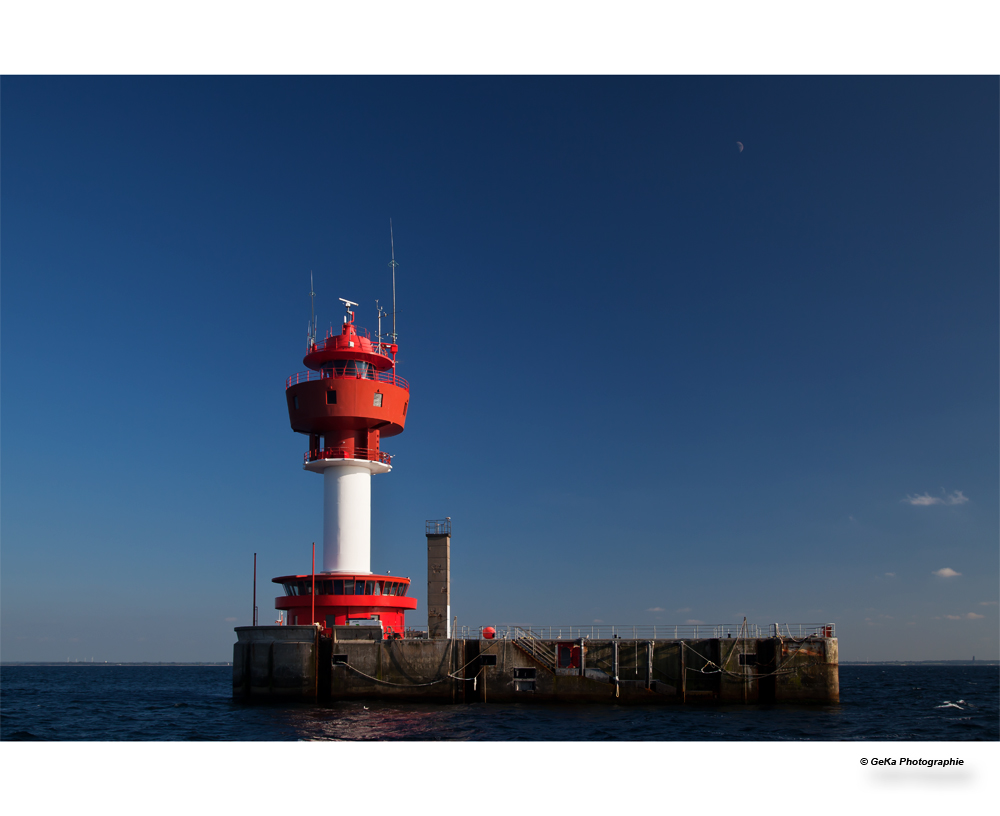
<box><xmin>2</xmin><ymin>664</ymin><xmax>997</xmax><ymax>741</ymax></box>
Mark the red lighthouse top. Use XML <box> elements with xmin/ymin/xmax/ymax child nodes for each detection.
<box><xmin>303</xmin><ymin>312</ymin><xmax>398</xmax><ymax>373</ymax></box>
<box><xmin>285</xmin><ymin>300</ymin><xmax>410</xmax><ymax>462</ymax></box>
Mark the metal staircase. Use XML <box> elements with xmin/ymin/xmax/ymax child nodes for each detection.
<box><xmin>510</xmin><ymin>627</ymin><xmax>556</xmax><ymax>672</ymax></box>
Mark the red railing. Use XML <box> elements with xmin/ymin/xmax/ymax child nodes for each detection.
<box><xmin>311</xmin><ymin>329</ymin><xmax>396</xmax><ymax>358</ymax></box>
<box><xmin>304</xmin><ymin>447</ymin><xmax>392</xmax><ymax>466</ymax></box>
<box><xmin>286</xmin><ymin>368</ymin><xmax>409</xmax><ymax>390</ymax></box>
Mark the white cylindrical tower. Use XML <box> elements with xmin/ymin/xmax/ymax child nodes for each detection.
<box><xmin>305</xmin><ymin>458</ymin><xmax>391</xmax><ymax>573</ymax></box>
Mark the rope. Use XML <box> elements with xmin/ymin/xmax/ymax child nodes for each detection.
<box><xmin>338</xmin><ymin>661</ymin><xmax>448</xmax><ymax>687</ymax></box>
<box><xmin>446</xmin><ymin>636</ymin><xmax>503</xmax><ymax>680</ymax></box>
<box><xmin>680</xmin><ymin>638</ymin><xmax>826</xmax><ymax>680</ymax></box>
<box><xmin>335</xmin><ymin>636</ymin><xmax>503</xmax><ymax>687</ymax></box>
<box><xmin>337</xmin><ymin>632</ymin><xmax>825</xmax><ymax>689</ymax></box>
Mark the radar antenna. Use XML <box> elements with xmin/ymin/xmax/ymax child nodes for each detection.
<box><xmin>338</xmin><ymin>297</ymin><xmax>359</xmax><ymax>324</ymax></box>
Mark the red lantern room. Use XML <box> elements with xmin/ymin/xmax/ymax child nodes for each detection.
<box><xmin>275</xmin><ymin>293</ymin><xmax>416</xmax><ymax>638</ymax></box>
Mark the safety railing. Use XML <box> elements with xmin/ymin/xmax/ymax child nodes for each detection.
<box><xmin>308</xmin><ymin>326</ymin><xmax>398</xmax><ymax>359</ymax></box>
<box><xmin>426</xmin><ymin>518</ymin><xmax>452</xmax><ymax>535</ymax></box>
<box><xmin>304</xmin><ymin>447</ymin><xmax>392</xmax><ymax>466</ymax></box>
<box><xmin>447</xmin><ymin>623</ymin><xmax>836</xmax><ymax>640</ymax></box>
<box><xmin>286</xmin><ymin>368</ymin><xmax>409</xmax><ymax>390</ymax></box>
<box><xmin>312</xmin><ymin>326</ymin><xmax>394</xmax><ymax>349</ymax></box>
<box><xmin>771</xmin><ymin>623</ymin><xmax>835</xmax><ymax>639</ymax></box>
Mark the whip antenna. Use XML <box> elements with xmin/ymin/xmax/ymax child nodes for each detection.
<box><xmin>389</xmin><ymin>219</ymin><xmax>398</xmax><ymax>343</ymax></box>
<box><xmin>308</xmin><ymin>271</ymin><xmax>317</xmax><ymax>349</ymax></box>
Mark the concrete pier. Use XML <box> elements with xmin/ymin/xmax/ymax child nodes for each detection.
<box><xmin>233</xmin><ymin>628</ymin><xmax>839</xmax><ymax>705</ymax></box>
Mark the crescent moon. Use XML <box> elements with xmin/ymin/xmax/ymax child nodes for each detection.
<box><xmin>736</xmin><ymin>141</ymin><xmax>744</xmax><ymax>152</ymax></box>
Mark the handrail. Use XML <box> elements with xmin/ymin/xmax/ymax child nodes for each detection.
<box><xmin>304</xmin><ymin>447</ymin><xmax>392</xmax><ymax>466</ymax></box>
<box><xmin>310</xmin><ymin>329</ymin><xmax>397</xmax><ymax>359</ymax></box>
<box><xmin>510</xmin><ymin>626</ymin><xmax>556</xmax><ymax>671</ymax></box>
<box><xmin>448</xmin><ymin>623</ymin><xmax>836</xmax><ymax>640</ymax></box>
<box><xmin>426</xmin><ymin>518</ymin><xmax>452</xmax><ymax>535</ymax></box>
<box><xmin>313</xmin><ymin>326</ymin><xmax>390</xmax><ymax>347</ymax></box>
<box><xmin>397</xmin><ymin>623</ymin><xmax>836</xmax><ymax>641</ymax></box>
<box><xmin>286</xmin><ymin>368</ymin><xmax>409</xmax><ymax>390</ymax></box>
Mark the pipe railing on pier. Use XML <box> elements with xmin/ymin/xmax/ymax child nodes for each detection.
<box><xmin>433</xmin><ymin>623</ymin><xmax>835</xmax><ymax>641</ymax></box>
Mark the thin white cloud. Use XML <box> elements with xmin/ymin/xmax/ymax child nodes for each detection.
<box><xmin>647</xmin><ymin>607</ymin><xmax>665</xmax><ymax>612</ymax></box>
<box><xmin>904</xmin><ymin>490</ymin><xmax>969</xmax><ymax>506</ymax></box>
<box><xmin>980</xmin><ymin>601</ymin><xmax>998</xmax><ymax>606</ymax></box>
<box><xmin>944</xmin><ymin>615</ymin><xmax>962</xmax><ymax>620</ymax></box>
<box><xmin>592</xmin><ymin>619</ymin><xmax>604</xmax><ymax>623</ymax></box>
<box><xmin>685</xmin><ymin>619</ymin><xmax>705</xmax><ymax>625</ymax></box>
<box><xmin>933</xmin><ymin>568</ymin><xmax>961</xmax><ymax>578</ymax></box>
<box><xmin>884</xmin><ymin>572</ymin><xmax>896</xmax><ymax>578</ymax></box>
<box><xmin>225</xmin><ymin>617</ymin><xmax>238</xmax><ymax>622</ymax></box>
<box><xmin>676</xmin><ymin>607</ymin><xmax>691</xmax><ymax>613</ymax></box>
<box><xmin>966</xmin><ymin>613</ymin><xmax>985</xmax><ymax>620</ymax></box>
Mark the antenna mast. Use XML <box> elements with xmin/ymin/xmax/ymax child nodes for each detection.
<box><xmin>389</xmin><ymin>219</ymin><xmax>398</xmax><ymax>342</ymax></box>
<box><xmin>308</xmin><ymin>271</ymin><xmax>317</xmax><ymax>349</ymax></box>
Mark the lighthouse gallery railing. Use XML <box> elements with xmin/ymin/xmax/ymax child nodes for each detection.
<box><xmin>286</xmin><ymin>369</ymin><xmax>409</xmax><ymax>390</ymax></box>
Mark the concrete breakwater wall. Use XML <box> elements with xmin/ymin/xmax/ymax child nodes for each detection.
<box><xmin>233</xmin><ymin>626</ymin><xmax>839</xmax><ymax>704</ymax></box>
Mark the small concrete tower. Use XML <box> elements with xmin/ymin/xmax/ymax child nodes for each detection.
<box><xmin>426</xmin><ymin>518</ymin><xmax>452</xmax><ymax>639</ymax></box>
<box><xmin>273</xmin><ymin>297</ymin><xmax>416</xmax><ymax>636</ymax></box>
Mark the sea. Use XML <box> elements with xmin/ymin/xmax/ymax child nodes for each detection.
<box><xmin>1</xmin><ymin>663</ymin><xmax>997</xmax><ymax>741</ymax></box>
<box><xmin>3</xmin><ymin>663</ymin><xmax>996</xmax><ymax>813</ymax></box>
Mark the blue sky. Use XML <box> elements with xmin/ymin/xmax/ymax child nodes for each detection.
<box><xmin>2</xmin><ymin>76</ymin><xmax>997</xmax><ymax>662</ymax></box>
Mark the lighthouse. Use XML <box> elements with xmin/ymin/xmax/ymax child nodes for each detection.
<box><xmin>272</xmin><ymin>294</ymin><xmax>417</xmax><ymax>636</ymax></box>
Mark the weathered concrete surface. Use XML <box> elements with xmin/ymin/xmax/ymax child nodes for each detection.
<box><xmin>233</xmin><ymin>629</ymin><xmax>839</xmax><ymax>705</ymax></box>
<box><xmin>772</xmin><ymin>636</ymin><xmax>839</xmax><ymax>703</ymax></box>
<box><xmin>233</xmin><ymin>626</ymin><xmax>320</xmax><ymax>700</ymax></box>
<box><xmin>329</xmin><ymin>638</ymin><xmax>461</xmax><ymax>702</ymax></box>
<box><xmin>426</xmin><ymin>533</ymin><xmax>450</xmax><ymax>639</ymax></box>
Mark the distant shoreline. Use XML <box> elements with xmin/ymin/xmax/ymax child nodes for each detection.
<box><xmin>1</xmin><ymin>662</ymin><xmax>232</xmax><ymax>667</ymax></box>
<box><xmin>3</xmin><ymin>660</ymin><xmax>996</xmax><ymax>667</ymax></box>
<box><xmin>840</xmin><ymin>660</ymin><xmax>998</xmax><ymax>666</ymax></box>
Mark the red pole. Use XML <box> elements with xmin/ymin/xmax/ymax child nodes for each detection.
<box><xmin>253</xmin><ymin>553</ymin><xmax>257</xmax><ymax>627</ymax></box>
<box><xmin>311</xmin><ymin>542</ymin><xmax>316</xmax><ymax>626</ymax></box>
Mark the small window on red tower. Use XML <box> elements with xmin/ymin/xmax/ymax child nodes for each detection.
<box><xmin>327</xmin><ymin>390</ymin><xmax>337</xmax><ymax>405</ymax></box>
<box><xmin>373</xmin><ymin>392</ymin><xmax>383</xmax><ymax>407</ymax></box>
<box><xmin>403</xmin><ymin>401</ymin><xmax>408</xmax><ymax>416</ymax></box>
<box><xmin>292</xmin><ymin>396</ymin><xmax>299</xmax><ymax>410</ymax></box>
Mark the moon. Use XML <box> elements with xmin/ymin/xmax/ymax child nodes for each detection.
<box><xmin>736</xmin><ymin>141</ymin><xmax>744</xmax><ymax>152</ymax></box>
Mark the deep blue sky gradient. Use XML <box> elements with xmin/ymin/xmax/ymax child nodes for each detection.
<box><xmin>2</xmin><ymin>76</ymin><xmax>997</xmax><ymax>661</ymax></box>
